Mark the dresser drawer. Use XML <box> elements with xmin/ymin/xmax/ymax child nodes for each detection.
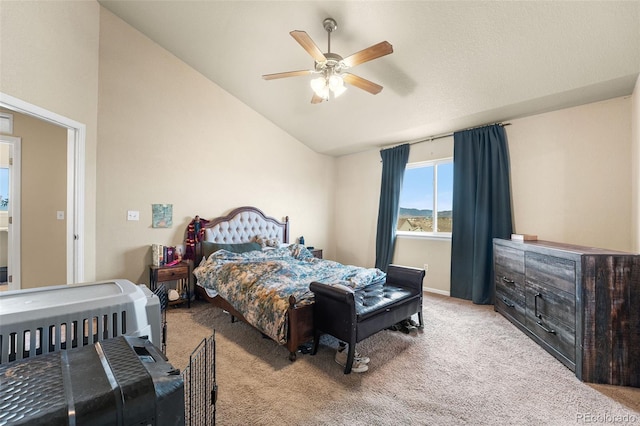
<box><xmin>525</xmin><ymin>252</ymin><xmax>576</xmax><ymax>295</ymax></box>
<box><xmin>525</xmin><ymin>282</ymin><xmax>576</xmax><ymax>364</ymax></box>
<box><xmin>156</xmin><ymin>265</ymin><xmax>189</xmax><ymax>282</ymax></box>
<box><xmin>495</xmin><ymin>287</ymin><xmax>526</xmax><ymax>325</ymax></box>
<box><xmin>494</xmin><ymin>244</ymin><xmax>524</xmax><ymax>274</ymax></box>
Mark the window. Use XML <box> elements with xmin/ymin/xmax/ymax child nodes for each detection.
<box><xmin>397</xmin><ymin>159</ymin><xmax>453</xmax><ymax>237</ymax></box>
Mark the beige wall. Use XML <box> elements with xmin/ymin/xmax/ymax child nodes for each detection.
<box><xmin>0</xmin><ymin>109</ymin><xmax>68</xmax><ymax>287</ymax></box>
<box><xmin>335</xmin><ymin>95</ymin><xmax>636</xmax><ymax>294</ymax></box>
<box><xmin>508</xmin><ymin>96</ymin><xmax>633</xmax><ymax>252</ymax></box>
<box><xmin>0</xmin><ymin>0</ymin><xmax>100</xmax><ymax>282</ymax></box>
<box><xmin>632</xmin><ymin>75</ymin><xmax>640</xmax><ymax>253</ymax></box>
<box><xmin>97</xmin><ymin>9</ymin><xmax>335</xmax><ymax>285</ymax></box>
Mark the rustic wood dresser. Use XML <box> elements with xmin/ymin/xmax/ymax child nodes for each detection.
<box><xmin>493</xmin><ymin>238</ymin><xmax>639</xmax><ymax>387</ymax></box>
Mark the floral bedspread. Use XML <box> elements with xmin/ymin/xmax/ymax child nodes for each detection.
<box><xmin>193</xmin><ymin>244</ymin><xmax>386</xmax><ymax>344</ymax></box>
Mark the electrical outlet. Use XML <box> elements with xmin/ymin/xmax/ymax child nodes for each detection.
<box><xmin>423</xmin><ymin>263</ymin><xmax>429</xmax><ymax>272</ymax></box>
<box><xmin>127</xmin><ymin>210</ymin><xmax>140</xmax><ymax>221</ymax></box>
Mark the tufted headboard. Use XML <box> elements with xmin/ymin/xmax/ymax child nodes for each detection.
<box><xmin>199</xmin><ymin>206</ymin><xmax>289</xmax><ymax>245</ymax></box>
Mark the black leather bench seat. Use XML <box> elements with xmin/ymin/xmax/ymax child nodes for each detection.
<box><xmin>310</xmin><ymin>264</ymin><xmax>425</xmax><ymax>374</ymax></box>
<box><xmin>356</xmin><ymin>284</ymin><xmax>414</xmax><ymax>321</ymax></box>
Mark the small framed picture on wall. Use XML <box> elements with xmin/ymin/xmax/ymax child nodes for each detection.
<box><xmin>152</xmin><ymin>204</ymin><xmax>173</xmax><ymax>228</ymax></box>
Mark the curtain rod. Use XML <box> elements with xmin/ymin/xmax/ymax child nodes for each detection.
<box><xmin>383</xmin><ymin>122</ymin><xmax>511</xmax><ymax>150</ymax></box>
<box><xmin>410</xmin><ymin>122</ymin><xmax>511</xmax><ymax>145</ymax></box>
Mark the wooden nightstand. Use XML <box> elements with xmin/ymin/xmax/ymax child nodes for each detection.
<box><xmin>149</xmin><ymin>261</ymin><xmax>192</xmax><ymax>308</ymax></box>
<box><xmin>310</xmin><ymin>249</ymin><xmax>323</xmax><ymax>259</ymax></box>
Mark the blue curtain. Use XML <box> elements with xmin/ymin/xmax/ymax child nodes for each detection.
<box><xmin>375</xmin><ymin>144</ymin><xmax>410</xmax><ymax>272</ymax></box>
<box><xmin>450</xmin><ymin>125</ymin><xmax>513</xmax><ymax>304</ymax></box>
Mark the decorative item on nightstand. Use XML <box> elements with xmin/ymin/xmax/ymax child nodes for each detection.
<box><xmin>151</xmin><ymin>243</ymin><xmax>181</xmax><ymax>266</ymax></box>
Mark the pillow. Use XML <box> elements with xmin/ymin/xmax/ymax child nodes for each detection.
<box><xmin>201</xmin><ymin>241</ymin><xmax>262</xmax><ymax>258</ymax></box>
<box><xmin>254</xmin><ymin>235</ymin><xmax>280</xmax><ymax>248</ymax></box>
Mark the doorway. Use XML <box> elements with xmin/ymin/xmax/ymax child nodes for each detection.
<box><xmin>0</xmin><ymin>135</ymin><xmax>20</xmax><ymax>290</ymax></box>
<box><xmin>0</xmin><ymin>92</ymin><xmax>85</xmax><ymax>288</ymax></box>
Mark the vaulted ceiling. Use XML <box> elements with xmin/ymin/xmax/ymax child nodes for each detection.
<box><xmin>99</xmin><ymin>1</ymin><xmax>640</xmax><ymax>156</ymax></box>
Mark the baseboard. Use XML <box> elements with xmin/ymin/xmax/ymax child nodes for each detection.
<box><xmin>423</xmin><ymin>287</ymin><xmax>450</xmax><ymax>297</ymax></box>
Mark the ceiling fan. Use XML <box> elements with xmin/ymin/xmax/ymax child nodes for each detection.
<box><xmin>262</xmin><ymin>18</ymin><xmax>393</xmax><ymax>104</ymax></box>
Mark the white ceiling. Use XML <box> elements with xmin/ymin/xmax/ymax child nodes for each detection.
<box><xmin>98</xmin><ymin>1</ymin><xmax>640</xmax><ymax>157</ymax></box>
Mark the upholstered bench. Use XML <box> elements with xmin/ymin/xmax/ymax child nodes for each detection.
<box><xmin>310</xmin><ymin>264</ymin><xmax>425</xmax><ymax>373</ymax></box>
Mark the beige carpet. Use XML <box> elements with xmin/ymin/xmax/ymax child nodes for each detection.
<box><xmin>166</xmin><ymin>293</ymin><xmax>639</xmax><ymax>425</ymax></box>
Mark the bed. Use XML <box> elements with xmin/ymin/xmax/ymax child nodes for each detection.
<box><xmin>186</xmin><ymin>206</ymin><xmax>386</xmax><ymax>361</ymax></box>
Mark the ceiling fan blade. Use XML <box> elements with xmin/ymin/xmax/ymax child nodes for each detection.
<box><xmin>342</xmin><ymin>41</ymin><xmax>393</xmax><ymax>68</ymax></box>
<box><xmin>342</xmin><ymin>73</ymin><xmax>383</xmax><ymax>95</ymax></box>
<box><xmin>290</xmin><ymin>30</ymin><xmax>327</xmax><ymax>63</ymax></box>
<box><xmin>262</xmin><ymin>70</ymin><xmax>312</xmax><ymax>80</ymax></box>
<box><xmin>311</xmin><ymin>93</ymin><xmax>325</xmax><ymax>104</ymax></box>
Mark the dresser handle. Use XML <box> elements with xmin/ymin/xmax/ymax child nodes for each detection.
<box><xmin>501</xmin><ymin>276</ymin><xmax>515</xmax><ymax>284</ymax></box>
<box><xmin>536</xmin><ymin>320</ymin><xmax>556</xmax><ymax>334</ymax></box>
<box><xmin>534</xmin><ymin>292</ymin><xmax>542</xmax><ymax>319</ymax></box>
<box><xmin>501</xmin><ymin>297</ymin><xmax>515</xmax><ymax>308</ymax></box>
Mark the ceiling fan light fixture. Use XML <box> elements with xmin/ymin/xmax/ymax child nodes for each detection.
<box><xmin>310</xmin><ymin>76</ymin><xmax>327</xmax><ymax>95</ymax></box>
<box><xmin>332</xmin><ymin>84</ymin><xmax>347</xmax><ymax>98</ymax></box>
<box><xmin>328</xmin><ymin>74</ymin><xmax>344</xmax><ymax>91</ymax></box>
<box><xmin>330</xmin><ymin>77</ymin><xmax>347</xmax><ymax>98</ymax></box>
<box><xmin>310</xmin><ymin>71</ymin><xmax>346</xmax><ymax>100</ymax></box>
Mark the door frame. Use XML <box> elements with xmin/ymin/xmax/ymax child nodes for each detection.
<box><xmin>0</xmin><ymin>92</ymin><xmax>85</xmax><ymax>286</ymax></box>
<box><xmin>0</xmin><ymin>135</ymin><xmax>20</xmax><ymax>290</ymax></box>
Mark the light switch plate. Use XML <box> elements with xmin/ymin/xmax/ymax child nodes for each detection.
<box><xmin>56</xmin><ymin>211</ymin><xmax>65</xmax><ymax>220</ymax></box>
<box><xmin>127</xmin><ymin>210</ymin><xmax>140</xmax><ymax>221</ymax></box>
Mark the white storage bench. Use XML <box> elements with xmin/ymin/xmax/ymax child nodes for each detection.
<box><xmin>0</xmin><ymin>279</ymin><xmax>161</xmax><ymax>364</ymax></box>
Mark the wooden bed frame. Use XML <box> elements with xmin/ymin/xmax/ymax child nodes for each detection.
<box><xmin>189</xmin><ymin>206</ymin><xmax>314</xmax><ymax>361</ymax></box>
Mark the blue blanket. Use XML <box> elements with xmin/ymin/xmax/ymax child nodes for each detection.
<box><xmin>193</xmin><ymin>244</ymin><xmax>386</xmax><ymax>344</ymax></box>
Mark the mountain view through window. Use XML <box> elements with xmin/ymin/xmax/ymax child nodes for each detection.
<box><xmin>397</xmin><ymin>160</ymin><xmax>453</xmax><ymax>234</ymax></box>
